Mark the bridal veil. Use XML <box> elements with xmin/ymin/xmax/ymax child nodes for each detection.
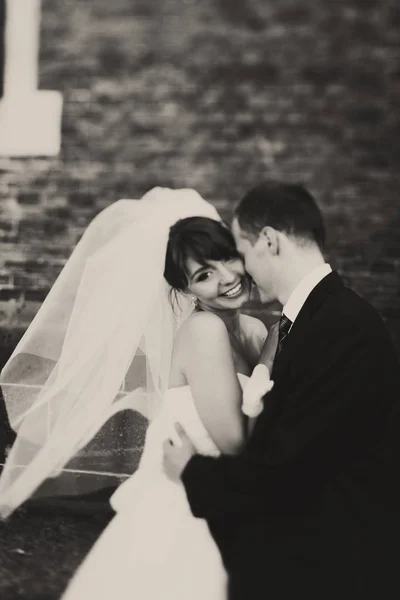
<box><xmin>0</xmin><ymin>188</ymin><xmax>220</xmax><ymax>517</ymax></box>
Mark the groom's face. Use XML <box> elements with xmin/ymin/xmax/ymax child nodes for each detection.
<box><xmin>231</xmin><ymin>218</ymin><xmax>277</xmax><ymax>304</ymax></box>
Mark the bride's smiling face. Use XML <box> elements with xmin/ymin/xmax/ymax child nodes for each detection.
<box><xmin>164</xmin><ymin>216</ymin><xmax>252</xmax><ymax>312</ymax></box>
<box><xmin>186</xmin><ymin>256</ymin><xmax>251</xmax><ymax>311</ymax></box>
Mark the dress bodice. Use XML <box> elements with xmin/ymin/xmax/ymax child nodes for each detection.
<box><xmin>140</xmin><ymin>373</ymin><xmax>250</xmax><ymax>469</ymax></box>
<box><xmin>110</xmin><ymin>374</ymin><xmax>249</xmax><ymax>513</ymax></box>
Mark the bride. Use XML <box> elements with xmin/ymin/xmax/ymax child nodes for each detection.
<box><xmin>0</xmin><ymin>188</ymin><xmax>275</xmax><ymax>599</ymax></box>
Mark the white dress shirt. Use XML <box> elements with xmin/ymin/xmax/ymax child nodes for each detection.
<box><xmin>283</xmin><ymin>263</ymin><xmax>332</xmax><ymax>327</ymax></box>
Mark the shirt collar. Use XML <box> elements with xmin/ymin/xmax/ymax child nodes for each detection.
<box><xmin>283</xmin><ymin>263</ymin><xmax>332</xmax><ymax>325</ymax></box>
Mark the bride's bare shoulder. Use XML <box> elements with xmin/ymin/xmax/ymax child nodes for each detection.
<box><xmin>171</xmin><ymin>313</ymin><xmax>232</xmax><ymax>386</ymax></box>
<box><xmin>178</xmin><ymin>311</ymin><xmax>228</xmax><ymax>343</ymax></box>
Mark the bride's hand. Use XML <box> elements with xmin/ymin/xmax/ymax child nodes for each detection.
<box><xmin>242</xmin><ymin>363</ymin><xmax>274</xmax><ymax>419</ymax></box>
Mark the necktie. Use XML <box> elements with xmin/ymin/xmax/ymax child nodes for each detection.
<box><xmin>275</xmin><ymin>313</ymin><xmax>292</xmax><ymax>358</ymax></box>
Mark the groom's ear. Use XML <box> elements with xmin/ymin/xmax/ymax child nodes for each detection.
<box><xmin>259</xmin><ymin>226</ymin><xmax>279</xmax><ymax>255</ymax></box>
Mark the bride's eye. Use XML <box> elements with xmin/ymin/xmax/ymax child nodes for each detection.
<box><xmin>197</xmin><ymin>270</ymin><xmax>213</xmax><ymax>282</ymax></box>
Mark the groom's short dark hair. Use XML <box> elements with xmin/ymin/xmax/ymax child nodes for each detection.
<box><xmin>234</xmin><ymin>181</ymin><xmax>325</xmax><ymax>250</ymax></box>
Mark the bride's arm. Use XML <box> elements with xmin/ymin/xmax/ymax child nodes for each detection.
<box><xmin>243</xmin><ymin>317</ymin><xmax>277</xmax><ymax>435</ymax></box>
<box><xmin>257</xmin><ymin>321</ymin><xmax>279</xmax><ymax>373</ymax></box>
<box><xmin>177</xmin><ymin>312</ymin><xmax>246</xmax><ymax>455</ymax></box>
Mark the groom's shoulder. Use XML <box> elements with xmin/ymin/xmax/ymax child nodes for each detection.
<box><xmin>332</xmin><ymin>282</ymin><xmax>382</xmax><ymax>320</ymax></box>
<box><xmin>319</xmin><ymin>283</ymin><xmax>389</xmax><ymax>340</ymax></box>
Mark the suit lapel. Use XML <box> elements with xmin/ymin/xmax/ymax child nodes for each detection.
<box><xmin>251</xmin><ymin>272</ymin><xmax>345</xmax><ymax>439</ymax></box>
<box><xmin>272</xmin><ymin>272</ymin><xmax>345</xmax><ymax>381</ymax></box>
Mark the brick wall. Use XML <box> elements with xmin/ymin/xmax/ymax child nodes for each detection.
<box><xmin>0</xmin><ymin>0</ymin><xmax>399</xmax><ymax>360</ymax></box>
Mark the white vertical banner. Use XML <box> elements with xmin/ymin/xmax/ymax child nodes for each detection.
<box><xmin>0</xmin><ymin>0</ymin><xmax>5</xmax><ymax>97</ymax></box>
<box><xmin>0</xmin><ymin>0</ymin><xmax>63</xmax><ymax>156</ymax></box>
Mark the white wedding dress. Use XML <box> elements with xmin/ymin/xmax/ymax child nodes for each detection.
<box><xmin>62</xmin><ymin>374</ymin><xmax>250</xmax><ymax>600</ymax></box>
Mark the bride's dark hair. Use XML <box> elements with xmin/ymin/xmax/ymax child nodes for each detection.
<box><xmin>164</xmin><ymin>217</ymin><xmax>240</xmax><ymax>293</ymax></box>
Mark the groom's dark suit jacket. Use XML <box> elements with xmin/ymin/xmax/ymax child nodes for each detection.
<box><xmin>182</xmin><ymin>272</ymin><xmax>400</xmax><ymax>599</ymax></box>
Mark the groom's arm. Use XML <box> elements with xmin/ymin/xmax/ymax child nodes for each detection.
<box><xmin>182</xmin><ymin>321</ymin><xmax>396</xmax><ymax>519</ymax></box>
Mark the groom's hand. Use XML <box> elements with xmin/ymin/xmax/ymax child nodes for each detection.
<box><xmin>163</xmin><ymin>423</ymin><xmax>196</xmax><ymax>482</ymax></box>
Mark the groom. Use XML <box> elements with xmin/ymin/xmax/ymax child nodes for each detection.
<box><xmin>164</xmin><ymin>181</ymin><xmax>400</xmax><ymax>599</ymax></box>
